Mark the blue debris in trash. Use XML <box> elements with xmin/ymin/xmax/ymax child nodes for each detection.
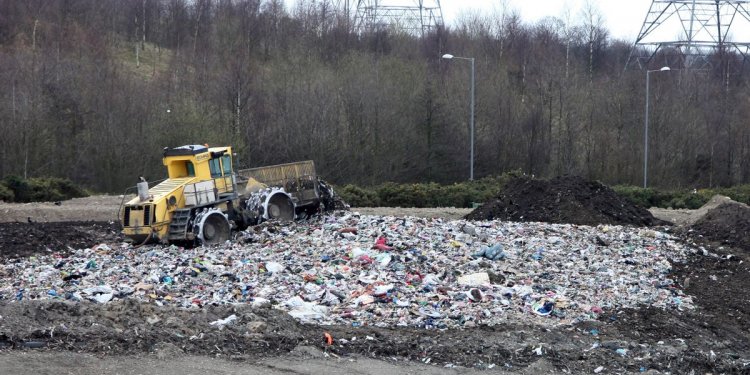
<box><xmin>472</xmin><ymin>244</ymin><xmax>506</xmax><ymax>261</ymax></box>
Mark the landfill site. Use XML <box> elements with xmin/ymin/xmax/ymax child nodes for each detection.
<box><xmin>1</xmin><ymin>176</ymin><xmax>750</xmax><ymax>374</ymax></box>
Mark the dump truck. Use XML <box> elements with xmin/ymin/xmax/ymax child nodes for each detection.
<box><xmin>119</xmin><ymin>144</ymin><xmax>341</xmax><ymax>246</ymax></box>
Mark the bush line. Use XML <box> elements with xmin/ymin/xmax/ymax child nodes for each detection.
<box><xmin>0</xmin><ymin>176</ymin><xmax>88</xmax><ymax>203</ymax></box>
<box><xmin>3</xmin><ymin>173</ymin><xmax>748</xmax><ymax>210</ymax></box>
<box><xmin>337</xmin><ymin>175</ymin><xmax>750</xmax><ymax>209</ymax></box>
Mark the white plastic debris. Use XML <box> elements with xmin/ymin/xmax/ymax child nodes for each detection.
<box><xmin>285</xmin><ymin>296</ymin><xmax>329</xmax><ymax>323</ymax></box>
<box><xmin>251</xmin><ymin>297</ymin><xmax>270</xmax><ymax>307</ymax></box>
<box><xmin>373</xmin><ymin>284</ymin><xmax>394</xmax><ymax>296</ymax></box>
<box><xmin>264</xmin><ymin>261</ymin><xmax>284</xmax><ymax>274</ymax></box>
<box><xmin>0</xmin><ymin>214</ymin><xmax>696</xmax><ymax>329</ymax></box>
<box><xmin>209</xmin><ymin>314</ymin><xmax>238</xmax><ymax>329</ymax></box>
<box><xmin>82</xmin><ymin>286</ymin><xmax>114</xmax><ymax>304</ymax></box>
<box><xmin>458</xmin><ymin>272</ymin><xmax>490</xmax><ymax>286</ymax></box>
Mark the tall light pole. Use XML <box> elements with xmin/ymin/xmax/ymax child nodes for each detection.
<box><xmin>442</xmin><ymin>53</ymin><xmax>475</xmax><ymax>181</ymax></box>
<box><xmin>643</xmin><ymin>66</ymin><xmax>670</xmax><ymax>188</ymax></box>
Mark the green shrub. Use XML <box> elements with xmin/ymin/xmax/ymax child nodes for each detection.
<box><xmin>614</xmin><ymin>185</ymin><xmax>723</xmax><ymax>209</ymax></box>
<box><xmin>436</xmin><ymin>183</ymin><xmax>474</xmax><ymax>207</ymax></box>
<box><xmin>359</xmin><ymin>179</ymin><xmax>745</xmax><ymax>210</ymax></box>
<box><xmin>337</xmin><ymin>172</ymin><xmax>519</xmax><ymax>208</ymax></box>
<box><xmin>28</xmin><ymin>177</ymin><xmax>88</xmax><ymax>202</ymax></box>
<box><xmin>715</xmin><ymin>185</ymin><xmax>750</xmax><ymax>205</ymax></box>
<box><xmin>338</xmin><ymin>184</ymin><xmax>379</xmax><ymax>207</ymax></box>
<box><xmin>374</xmin><ymin>181</ymin><xmax>489</xmax><ymax>208</ymax></box>
<box><xmin>376</xmin><ymin>182</ymin><xmax>430</xmax><ymax>207</ymax></box>
<box><xmin>613</xmin><ymin>185</ymin><xmax>653</xmax><ymax>207</ymax></box>
<box><xmin>0</xmin><ymin>176</ymin><xmax>87</xmax><ymax>203</ymax></box>
<box><xmin>651</xmin><ymin>190</ymin><xmax>680</xmax><ymax>207</ymax></box>
<box><xmin>0</xmin><ymin>182</ymin><xmax>13</xmax><ymax>202</ymax></box>
<box><xmin>341</xmin><ymin>179</ymin><xmax>750</xmax><ymax>210</ymax></box>
<box><xmin>2</xmin><ymin>175</ymin><xmax>31</xmax><ymax>202</ymax></box>
<box><xmin>664</xmin><ymin>191</ymin><xmax>710</xmax><ymax>209</ymax></box>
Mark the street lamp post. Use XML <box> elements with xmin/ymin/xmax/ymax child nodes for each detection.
<box><xmin>442</xmin><ymin>53</ymin><xmax>475</xmax><ymax>181</ymax></box>
<box><xmin>643</xmin><ymin>66</ymin><xmax>670</xmax><ymax>188</ymax></box>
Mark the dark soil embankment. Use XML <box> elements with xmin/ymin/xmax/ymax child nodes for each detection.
<box><xmin>0</xmin><ymin>221</ymin><xmax>122</xmax><ymax>259</ymax></box>
<box><xmin>466</xmin><ymin>176</ymin><xmax>666</xmax><ymax>226</ymax></box>
<box><xmin>689</xmin><ymin>202</ymin><xmax>750</xmax><ymax>252</ymax></box>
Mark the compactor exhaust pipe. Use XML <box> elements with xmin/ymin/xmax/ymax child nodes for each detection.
<box><xmin>137</xmin><ymin>178</ymin><xmax>149</xmax><ymax>201</ymax></box>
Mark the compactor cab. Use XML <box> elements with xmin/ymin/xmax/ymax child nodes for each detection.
<box><xmin>120</xmin><ymin>145</ymin><xmax>238</xmax><ymax>245</ymax></box>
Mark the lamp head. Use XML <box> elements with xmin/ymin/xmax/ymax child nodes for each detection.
<box><xmin>442</xmin><ymin>54</ymin><xmax>454</xmax><ymax>59</ymax></box>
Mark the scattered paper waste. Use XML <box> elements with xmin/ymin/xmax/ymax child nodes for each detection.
<box><xmin>0</xmin><ymin>213</ymin><xmax>695</xmax><ymax>328</ymax></box>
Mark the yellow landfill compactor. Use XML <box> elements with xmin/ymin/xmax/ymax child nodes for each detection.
<box><xmin>119</xmin><ymin>145</ymin><xmax>339</xmax><ymax>246</ymax></box>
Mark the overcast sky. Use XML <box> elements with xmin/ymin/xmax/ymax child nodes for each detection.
<box><xmin>288</xmin><ymin>1</ymin><xmax>750</xmax><ymax>43</ymax></box>
<box><xmin>441</xmin><ymin>0</ymin><xmax>653</xmax><ymax>41</ymax></box>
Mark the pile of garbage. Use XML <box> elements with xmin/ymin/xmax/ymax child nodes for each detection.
<box><xmin>0</xmin><ymin>213</ymin><xmax>695</xmax><ymax>329</ymax></box>
<box><xmin>466</xmin><ymin>176</ymin><xmax>666</xmax><ymax>227</ymax></box>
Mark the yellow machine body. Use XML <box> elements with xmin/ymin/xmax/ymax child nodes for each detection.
<box><xmin>120</xmin><ymin>145</ymin><xmax>236</xmax><ymax>244</ymax></box>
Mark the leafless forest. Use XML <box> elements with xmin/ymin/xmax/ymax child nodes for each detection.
<box><xmin>0</xmin><ymin>0</ymin><xmax>748</xmax><ymax>192</ymax></box>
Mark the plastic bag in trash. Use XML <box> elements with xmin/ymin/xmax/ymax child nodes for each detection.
<box><xmin>288</xmin><ymin>306</ymin><xmax>329</xmax><ymax>323</ymax></box>
<box><xmin>264</xmin><ymin>262</ymin><xmax>284</xmax><ymax>274</ymax></box>
<box><xmin>209</xmin><ymin>314</ymin><xmax>238</xmax><ymax>329</ymax></box>
<box><xmin>472</xmin><ymin>244</ymin><xmax>505</xmax><ymax>260</ymax></box>
<box><xmin>457</xmin><ymin>273</ymin><xmax>490</xmax><ymax>286</ymax></box>
<box><xmin>82</xmin><ymin>285</ymin><xmax>114</xmax><ymax>304</ymax></box>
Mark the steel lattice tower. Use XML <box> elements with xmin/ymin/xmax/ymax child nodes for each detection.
<box><xmin>626</xmin><ymin>0</ymin><xmax>750</xmax><ymax>70</ymax></box>
<box><xmin>352</xmin><ymin>0</ymin><xmax>444</xmax><ymax>35</ymax></box>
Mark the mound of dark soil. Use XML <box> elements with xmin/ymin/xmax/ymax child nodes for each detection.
<box><xmin>0</xmin><ymin>221</ymin><xmax>122</xmax><ymax>259</ymax></box>
<box><xmin>690</xmin><ymin>202</ymin><xmax>750</xmax><ymax>252</ymax></box>
<box><xmin>0</xmin><ymin>300</ymin><xmax>305</xmax><ymax>355</ymax></box>
<box><xmin>466</xmin><ymin>176</ymin><xmax>666</xmax><ymax>226</ymax></box>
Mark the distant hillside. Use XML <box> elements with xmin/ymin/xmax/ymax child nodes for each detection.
<box><xmin>0</xmin><ymin>0</ymin><xmax>748</xmax><ymax>193</ymax></box>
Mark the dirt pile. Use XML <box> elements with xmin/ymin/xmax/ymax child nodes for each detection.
<box><xmin>690</xmin><ymin>200</ymin><xmax>750</xmax><ymax>251</ymax></box>
<box><xmin>0</xmin><ymin>300</ymin><xmax>305</xmax><ymax>355</ymax></box>
<box><xmin>0</xmin><ymin>221</ymin><xmax>122</xmax><ymax>259</ymax></box>
<box><xmin>0</xmin><ymin>203</ymin><xmax>748</xmax><ymax>372</ymax></box>
<box><xmin>465</xmin><ymin>176</ymin><xmax>666</xmax><ymax>226</ymax></box>
<box><xmin>1</xmin><ymin>268</ymin><xmax>749</xmax><ymax>374</ymax></box>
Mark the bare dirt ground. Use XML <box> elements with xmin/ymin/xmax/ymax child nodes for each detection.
<box><xmin>1</xmin><ymin>195</ymin><xmax>749</xmax><ymax>374</ymax></box>
<box><xmin>1</xmin><ymin>350</ymin><xmax>562</xmax><ymax>375</ymax></box>
<box><xmin>0</xmin><ymin>196</ymin><xmax>125</xmax><ymax>224</ymax></box>
<box><xmin>649</xmin><ymin>195</ymin><xmax>742</xmax><ymax>227</ymax></box>
<box><xmin>0</xmin><ymin>194</ymin><xmax>695</xmax><ymax>225</ymax></box>
<box><xmin>0</xmin><ymin>196</ymin><xmax>474</xmax><ymax>223</ymax></box>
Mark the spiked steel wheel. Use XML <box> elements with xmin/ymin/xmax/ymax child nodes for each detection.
<box><xmin>200</xmin><ymin>213</ymin><xmax>230</xmax><ymax>245</ymax></box>
<box><xmin>266</xmin><ymin>193</ymin><xmax>295</xmax><ymax>221</ymax></box>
